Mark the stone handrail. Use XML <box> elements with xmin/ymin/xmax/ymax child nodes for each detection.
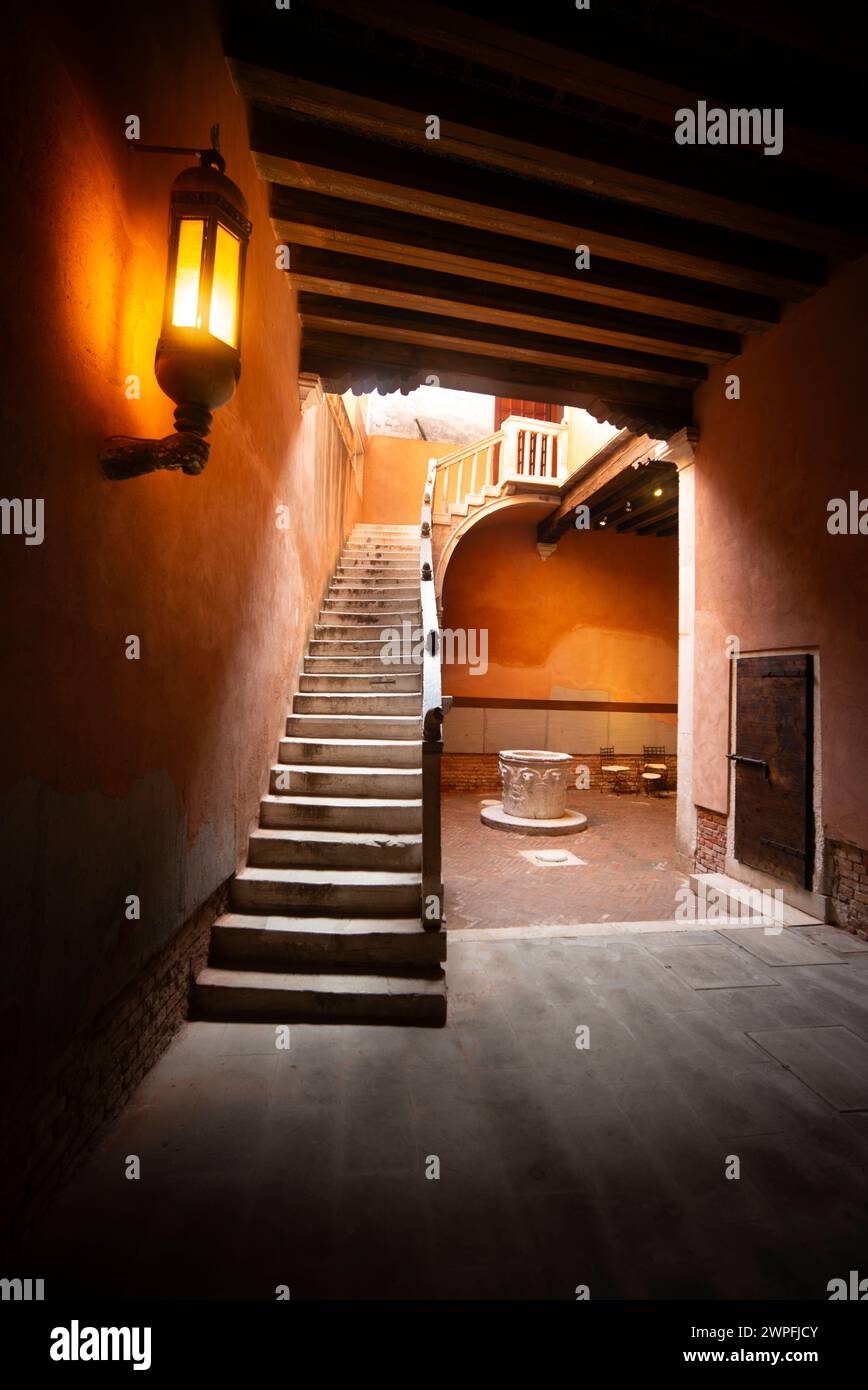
<box><xmin>420</xmin><ymin>458</ymin><xmax>447</xmax><ymax>929</ymax></box>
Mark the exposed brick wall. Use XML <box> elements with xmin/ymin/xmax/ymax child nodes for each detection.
<box><xmin>442</xmin><ymin>754</ymin><xmax>502</xmax><ymax>791</ymax></box>
<box><xmin>695</xmin><ymin>807</ymin><xmax>728</xmax><ymax>873</ymax></box>
<box><xmin>0</xmin><ymin>884</ymin><xmax>226</xmax><ymax>1245</ymax></box>
<box><xmin>827</xmin><ymin>839</ymin><xmax>868</xmax><ymax>940</ymax></box>
<box><xmin>442</xmin><ymin>753</ymin><xmax>677</xmax><ymax>794</ymax></box>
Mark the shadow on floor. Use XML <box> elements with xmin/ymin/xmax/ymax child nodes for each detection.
<box><xmin>12</xmin><ymin>923</ymin><xmax>868</xmax><ymax>1300</ymax></box>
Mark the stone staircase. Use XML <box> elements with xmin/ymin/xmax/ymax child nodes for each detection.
<box><xmin>193</xmin><ymin>523</ymin><xmax>447</xmax><ymax>1026</ymax></box>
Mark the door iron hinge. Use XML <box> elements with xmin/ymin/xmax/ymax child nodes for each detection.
<box><xmin>727</xmin><ymin>753</ymin><xmax>770</xmax><ymax>779</ymax></box>
<box><xmin>760</xmin><ymin>837</ymin><xmax>806</xmax><ymax>858</ymax></box>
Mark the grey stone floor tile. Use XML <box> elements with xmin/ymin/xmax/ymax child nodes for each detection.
<box><xmin>520</xmin><ymin>1190</ymin><xmax>626</xmax><ymax>1299</ymax></box>
<box><xmin>686</xmin><ymin>1059</ymin><xmax>836</xmax><ymax>1138</ymax></box>
<box><xmin>731</xmin><ymin>1128</ymin><xmax>868</xmax><ymax>1233</ymax></box>
<box><xmin>719</xmin><ymin>928</ymin><xmax>847</xmax><ymax>967</ymax></box>
<box><xmin>647</xmin><ymin>942</ymin><xmax>781</xmax><ymax>989</ymax></box>
<box><xmin>612</xmin><ymin>1082</ymin><xmax>766</xmax><ymax>1224</ymax></box>
<box><xmin>748</xmin><ymin>1025</ymin><xmax>868</xmax><ymax>1110</ymax></box>
<box><xmin>794</xmin><ymin>924</ymin><xmax>868</xmax><ymax>954</ymax></box>
<box><xmin>779</xmin><ymin>968</ymin><xmax>868</xmax><ymax>1041</ymax></box>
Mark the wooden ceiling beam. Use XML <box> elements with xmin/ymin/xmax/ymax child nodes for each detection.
<box><xmin>299</xmin><ymin>332</ymin><xmax>692</xmax><ymax>438</ymax></box>
<box><xmin>297</xmin><ymin>295</ymin><xmax>706</xmax><ymax>390</ymax></box>
<box><xmin>640</xmin><ymin>512</ymin><xmax>680</xmax><ymax>537</ymax></box>
<box><xmin>537</xmin><ymin>459</ymin><xmax>678</xmax><ymax>543</ymax></box>
<box><xmin>279</xmin><ymin>240</ymin><xmax>774</xmax><ymax>339</ymax></box>
<box><xmin>250</xmin><ymin>111</ymin><xmax>805</xmax><ymax>306</ymax></box>
<box><xmin>587</xmin><ymin>467</ymin><xmax>675</xmax><ymax>521</ymax></box>
<box><xmin>617</xmin><ymin>498</ymin><xmax>680</xmax><ymax>532</ymax></box>
<box><xmin>673</xmin><ymin>0</ymin><xmax>868</xmax><ymax>70</ymax></box>
<box><xmin>231</xmin><ymin>60</ymin><xmax>862</xmax><ymax>259</ymax></box>
<box><xmin>301</xmin><ymin>329</ymin><xmax>690</xmax><ymax>412</ymax></box>
<box><xmin>537</xmin><ymin>443</ymin><xmax>670</xmax><ymax>543</ymax></box>
<box><xmin>275</xmin><ymin>209</ymin><xmax>739</xmax><ymax>362</ymax></box>
<box><xmin>303</xmin><ymin>0</ymin><xmax>868</xmax><ymax>185</ymax></box>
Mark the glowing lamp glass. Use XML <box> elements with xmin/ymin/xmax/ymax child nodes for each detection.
<box><xmin>172</xmin><ymin>218</ymin><xmax>205</xmax><ymax>329</ymax></box>
<box><xmin>209</xmin><ymin>224</ymin><xmax>241</xmax><ymax>347</ymax></box>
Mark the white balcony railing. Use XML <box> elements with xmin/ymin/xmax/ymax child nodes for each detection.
<box><xmin>432</xmin><ymin>415</ymin><xmax>568</xmax><ymax>519</ymax></box>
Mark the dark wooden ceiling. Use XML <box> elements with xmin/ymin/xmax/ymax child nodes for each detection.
<box><xmin>537</xmin><ymin>430</ymin><xmax>680</xmax><ymax>539</ymax></box>
<box><xmin>223</xmin><ymin>0</ymin><xmax>868</xmax><ymax>440</ymax></box>
<box><xmin>567</xmin><ymin>458</ymin><xmax>679</xmax><ymax>539</ymax></box>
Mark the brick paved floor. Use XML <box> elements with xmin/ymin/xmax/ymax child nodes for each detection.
<box><xmin>444</xmin><ymin>789</ymin><xmax>685</xmax><ymax>929</ymax></box>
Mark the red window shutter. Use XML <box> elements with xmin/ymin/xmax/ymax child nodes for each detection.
<box><xmin>494</xmin><ymin>398</ymin><xmax>560</xmax><ymax>429</ymax></box>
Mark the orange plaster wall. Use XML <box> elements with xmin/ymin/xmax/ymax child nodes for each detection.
<box><xmin>361</xmin><ymin>436</ymin><xmax>458</xmax><ymax>524</ymax></box>
<box><xmin>0</xmin><ymin>1</ymin><xmax>361</xmax><ymax>1055</ymax></box>
<box><xmin>441</xmin><ymin>520</ymin><xmax>678</xmax><ymax>709</ymax></box>
<box><xmin>692</xmin><ymin>252</ymin><xmax>868</xmax><ymax>849</ymax></box>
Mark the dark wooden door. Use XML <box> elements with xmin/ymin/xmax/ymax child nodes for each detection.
<box><xmin>732</xmin><ymin>654</ymin><xmax>814</xmax><ymax>888</ymax></box>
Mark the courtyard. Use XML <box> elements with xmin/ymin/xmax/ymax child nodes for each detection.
<box><xmin>444</xmin><ymin>789</ymin><xmax>683</xmax><ymax>930</ymax></box>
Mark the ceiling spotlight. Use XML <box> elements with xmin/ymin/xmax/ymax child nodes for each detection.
<box><xmin>653</xmin><ymin>487</ymin><xmax>663</xmax><ymax>497</ymax></box>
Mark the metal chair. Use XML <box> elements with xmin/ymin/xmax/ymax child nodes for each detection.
<box><xmin>600</xmin><ymin>746</ymin><xmax>631</xmax><ymax>795</ymax></box>
<box><xmin>641</xmin><ymin>745</ymin><xmax>668</xmax><ymax>796</ymax></box>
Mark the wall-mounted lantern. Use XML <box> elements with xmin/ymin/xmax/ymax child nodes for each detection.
<box><xmin>101</xmin><ymin>126</ymin><xmax>252</xmax><ymax>480</ymax></box>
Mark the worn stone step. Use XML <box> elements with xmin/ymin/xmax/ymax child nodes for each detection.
<box><xmin>207</xmin><ymin>911</ymin><xmax>439</xmax><ymax>967</ymax></box>
<box><xmin>320</xmin><ymin>609</ymin><xmax>420</xmax><ymax>624</ymax></box>
<box><xmin>259</xmin><ymin>793</ymin><xmax>422</xmax><ymax>832</ymax></box>
<box><xmin>347</xmin><ymin>537</ymin><xmax>419</xmax><ymax>548</ymax></box>
<box><xmin>339</xmin><ymin>556</ymin><xmax>417</xmax><ymax>567</ymax></box>
<box><xmin>318</xmin><ymin>609</ymin><xmax>417</xmax><ymax>626</ymax></box>
<box><xmin>304</xmin><ymin>655</ymin><xmax>419</xmax><ymax>674</ymax></box>
<box><xmin>336</xmin><ymin>563</ymin><xmax>419</xmax><ymax>576</ymax></box>
<box><xmin>329</xmin><ymin>584</ymin><xmax>419</xmax><ymax>599</ymax></box>
<box><xmin>257</xmin><ymin>800</ymin><xmax>420</xmax><ymax>828</ymax></box>
<box><xmin>230</xmin><ymin>864</ymin><xmax>421</xmax><ymax>915</ymax></box>
<box><xmin>248</xmin><ymin>827</ymin><xmax>422</xmax><ymax>870</ymax></box>
<box><xmin>332</xmin><ymin>569</ymin><xmax>417</xmax><ymax>581</ymax></box>
<box><xmin>292</xmin><ymin>691</ymin><xmax>421</xmax><ymax>715</ymax></box>
<box><xmin>193</xmin><ymin>965</ymin><xmax>446</xmax><ymax>1026</ymax></box>
<box><xmin>339</xmin><ymin>552</ymin><xmax>418</xmax><ymax>560</ymax></box>
<box><xmin>322</xmin><ymin>596</ymin><xmax>420</xmax><ymax>611</ymax></box>
<box><xmin>343</xmin><ymin>543</ymin><xmax>419</xmax><ymax>553</ymax></box>
<box><xmin>307</xmin><ymin>638</ymin><xmax>416</xmax><ymax>657</ymax></box>
<box><xmin>328</xmin><ymin>592</ymin><xmax>419</xmax><ymax>605</ymax></box>
<box><xmin>312</xmin><ymin>624</ymin><xmax>415</xmax><ymax>641</ymax></box>
<box><xmin>278</xmin><ymin>737</ymin><xmax>422</xmax><ymax>769</ymax></box>
<box><xmin>341</xmin><ymin>556</ymin><xmax>420</xmax><ymax>568</ymax></box>
<box><xmin>286</xmin><ymin>713</ymin><xmax>421</xmax><ymax>740</ymax></box>
<box><xmin>299</xmin><ymin>671</ymin><xmax>421</xmax><ymax>692</ymax></box>
<box><xmin>269</xmin><ymin>763</ymin><xmax>422</xmax><ymax>797</ymax></box>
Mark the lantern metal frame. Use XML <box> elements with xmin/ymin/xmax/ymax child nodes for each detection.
<box><xmin>101</xmin><ymin>127</ymin><xmax>252</xmax><ymax>481</ymax></box>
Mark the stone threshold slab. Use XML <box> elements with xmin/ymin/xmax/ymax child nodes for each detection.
<box><xmin>449</xmin><ymin>918</ymin><xmax>801</xmax><ymax>942</ymax></box>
